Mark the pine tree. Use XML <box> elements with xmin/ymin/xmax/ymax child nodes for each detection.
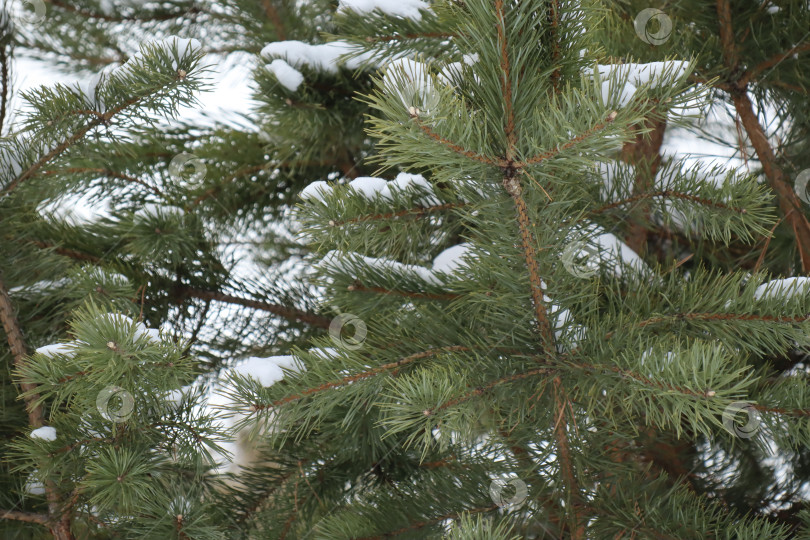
<box><xmin>2</xmin><ymin>0</ymin><xmax>810</xmax><ymax>539</ymax></box>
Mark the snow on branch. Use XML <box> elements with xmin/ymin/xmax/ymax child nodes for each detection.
<box><xmin>337</xmin><ymin>0</ymin><xmax>431</xmax><ymax>21</ymax></box>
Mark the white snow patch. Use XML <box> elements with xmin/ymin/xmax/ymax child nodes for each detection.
<box><xmin>231</xmin><ymin>355</ymin><xmax>302</xmax><ymax>387</ymax></box>
<box><xmin>30</xmin><ymin>426</ymin><xmax>57</xmax><ymax>441</ymax></box>
<box><xmin>35</xmin><ymin>343</ymin><xmax>74</xmax><ymax>358</ymax></box>
<box><xmin>24</xmin><ymin>473</ymin><xmax>46</xmax><ymax>495</ymax></box>
<box><xmin>383</xmin><ymin>58</ymin><xmax>438</xmax><ymax>114</ymax></box>
<box><xmin>382</xmin><ymin>172</ymin><xmax>439</xmax><ymax>205</ymax></box>
<box><xmin>300</xmin><ymin>180</ymin><xmax>332</xmax><ymax>203</ymax></box>
<box><xmin>208</xmin><ymin>355</ymin><xmax>305</xmax><ymax>479</ymax></box>
<box><xmin>306</xmin><ymin>172</ymin><xmax>438</xmax><ymax>205</ymax></box>
<box><xmin>338</xmin><ymin>0</ymin><xmax>430</xmax><ymax>20</ymax></box>
<box><xmin>591</xmin><ymin>231</ymin><xmax>649</xmax><ymax>277</ymax></box>
<box><xmin>266</xmin><ymin>59</ymin><xmax>305</xmax><ymax>92</ymax></box>
<box><xmin>9</xmin><ymin>279</ymin><xmax>71</xmax><ymax>295</ymax></box>
<box><xmin>432</xmin><ymin>244</ymin><xmax>473</xmax><ymax>274</ymax></box>
<box><xmin>349</xmin><ymin>176</ymin><xmax>389</xmax><ymax>199</ymax></box>
<box><xmin>564</xmin><ymin>224</ymin><xmax>652</xmax><ymax>279</ymax></box>
<box><xmin>587</xmin><ymin>61</ymin><xmax>691</xmax><ymax>88</ymax></box>
<box><xmin>261</xmin><ymin>40</ymin><xmax>379</xmax><ymax>74</ymax></box>
<box><xmin>586</xmin><ymin>61</ymin><xmax>691</xmax><ymax>108</ymax></box>
<box><xmin>309</xmin><ymin>347</ymin><xmax>339</xmax><ymax>359</ymax></box>
<box><xmin>74</xmin><ymin>72</ymin><xmax>105</xmax><ymax>109</ymax></box>
<box><xmin>754</xmin><ymin>277</ymin><xmax>810</xmax><ymax>301</ymax></box>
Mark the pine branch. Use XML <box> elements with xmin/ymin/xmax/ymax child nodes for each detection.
<box><xmin>0</xmin><ymin>275</ymin><xmax>74</xmax><ymax>539</ymax></box>
<box><xmin>493</xmin><ymin>2</ymin><xmax>583</xmax><ymax>534</ymax></box>
<box><xmin>548</xmin><ymin>0</ymin><xmax>561</xmax><ymax>93</ymax></box>
<box><xmin>0</xmin><ymin>509</ymin><xmax>50</xmax><ymax>525</ymax></box>
<box><xmin>635</xmin><ymin>312</ymin><xmax>810</xmax><ymax>327</ymax></box>
<box><xmin>552</xmin><ymin>376</ymin><xmax>584</xmax><ymax>539</ymax></box>
<box><xmin>45</xmin><ymin>0</ymin><xmax>204</xmax><ymax>23</ymax></box>
<box><xmin>365</xmin><ymin>32</ymin><xmax>456</xmax><ymax>43</ymax></box>
<box><xmin>741</xmin><ymin>41</ymin><xmax>810</xmax><ymax>87</ymax></box>
<box><xmin>731</xmin><ymin>90</ymin><xmax>810</xmax><ymax>272</ymax></box>
<box><xmin>331</xmin><ymin>202</ymin><xmax>467</xmax><ymax>226</ymax></box>
<box><xmin>42</xmin><ymin>168</ymin><xmax>163</xmax><ymax>196</ymax></box>
<box><xmin>1</xmin><ymin>94</ymin><xmax>146</xmax><ymax>197</ymax></box>
<box><xmin>495</xmin><ymin>0</ymin><xmax>516</xmax><ymax>161</ymax></box>
<box><xmin>423</xmin><ymin>367</ymin><xmax>553</xmax><ymax>415</ymax></box>
<box><xmin>521</xmin><ymin>111</ymin><xmax>618</xmax><ymax>166</ymax></box>
<box><xmin>411</xmin><ymin>114</ymin><xmax>501</xmax><ymax>166</ymax></box>
<box><xmin>0</xmin><ymin>45</ymin><xmax>9</xmax><ymax>136</ymax></box>
<box><xmin>256</xmin><ymin>346</ymin><xmax>471</xmax><ymax>409</ymax></box>
<box><xmin>590</xmin><ymin>189</ymin><xmax>747</xmax><ymax>216</ymax></box>
<box><xmin>0</xmin><ymin>275</ymin><xmax>44</xmax><ymax>427</ymax></box>
<box><xmin>179</xmin><ymin>287</ymin><xmax>331</xmax><ymax>329</ymax></box>
<box><xmin>353</xmin><ymin>504</ymin><xmax>500</xmax><ymax>540</ymax></box>
<box><xmin>619</xmin><ymin>117</ymin><xmax>667</xmax><ymax>255</ymax></box>
<box><xmin>715</xmin><ymin>0</ymin><xmax>810</xmax><ymax>272</ymax></box>
<box><xmin>347</xmin><ymin>282</ymin><xmax>458</xmax><ymax>301</ymax></box>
